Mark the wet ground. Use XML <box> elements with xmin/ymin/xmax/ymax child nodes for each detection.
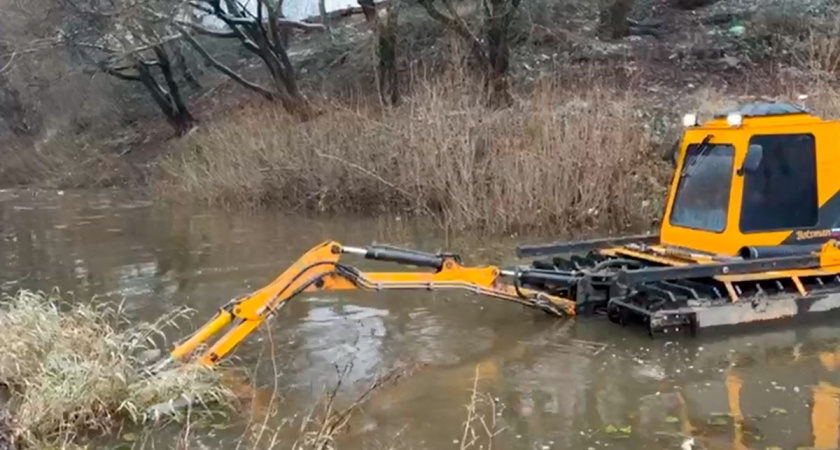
<box><xmin>2</xmin><ymin>189</ymin><xmax>840</xmax><ymax>449</ymax></box>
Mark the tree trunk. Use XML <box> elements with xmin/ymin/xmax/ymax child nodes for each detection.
<box><xmin>168</xmin><ymin>108</ymin><xmax>197</xmax><ymax>136</ymax></box>
<box><xmin>598</xmin><ymin>0</ymin><xmax>635</xmax><ymax>40</ymax></box>
<box><xmin>263</xmin><ymin>6</ymin><xmax>315</xmax><ymax>120</ymax></box>
<box><xmin>485</xmin><ymin>0</ymin><xmax>513</xmax><ymax>108</ymax></box>
<box><xmin>319</xmin><ymin>0</ymin><xmax>330</xmax><ymax>29</ymax></box>
<box><xmin>376</xmin><ymin>4</ymin><xmax>399</xmax><ymax>105</ymax></box>
<box><xmin>153</xmin><ymin>45</ymin><xmax>196</xmax><ymax>132</ymax></box>
<box><xmin>255</xmin><ymin>42</ymin><xmax>313</xmax><ymax>120</ymax></box>
<box><xmin>173</xmin><ymin>44</ymin><xmax>202</xmax><ymax>90</ymax></box>
<box><xmin>136</xmin><ymin>58</ymin><xmax>196</xmax><ymax>136</ymax></box>
<box><xmin>358</xmin><ymin>0</ymin><xmax>377</xmax><ymax>22</ymax></box>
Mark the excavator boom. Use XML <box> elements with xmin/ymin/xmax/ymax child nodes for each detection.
<box><xmin>167</xmin><ymin>241</ymin><xmax>576</xmax><ymax>366</ymax></box>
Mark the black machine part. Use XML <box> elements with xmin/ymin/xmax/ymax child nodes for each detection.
<box><xmin>738</xmin><ymin>244</ymin><xmax>824</xmax><ymax>260</ymax></box>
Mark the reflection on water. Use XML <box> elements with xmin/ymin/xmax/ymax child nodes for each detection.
<box><xmin>2</xmin><ymin>189</ymin><xmax>840</xmax><ymax>449</ymax></box>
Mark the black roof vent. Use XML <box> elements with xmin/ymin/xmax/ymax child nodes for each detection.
<box><xmin>714</xmin><ymin>101</ymin><xmax>813</xmax><ymax>119</ymax></box>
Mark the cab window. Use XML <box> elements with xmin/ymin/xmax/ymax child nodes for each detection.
<box><xmin>740</xmin><ymin>133</ymin><xmax>818</xmax><ymax>233</ymax></box>
<box><xmin>669</xmin><ymin>142</ymin><xmax>734</xmax><ymax>233</ymax></box>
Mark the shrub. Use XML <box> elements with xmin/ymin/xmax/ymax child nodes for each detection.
<box><xmin>0</xmin><ymin>289</ymin><xmax>235</xmax><ymax>449</ymax></box>
<box><xmin>158</xmin><ymin>76</ymin><xmax>670</xmax><ymax>237</ymax></box>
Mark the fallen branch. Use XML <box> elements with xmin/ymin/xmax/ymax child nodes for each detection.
<box><xmin>321</xmin><ymin>0</ymin><xmax>393</xmax><ymax>21</ymax></box>
<box><xmin>277</xmin><ymin>18</ymin><xmax>327</xmax><ymax>31</ymax></box>
<box><xmin>294</xmin><ymin>360</ymin><xmax>425</xmax><ymax>450</ymax></box>
<box><xmin>459</xmin><ymin>365</ymin><xmax>507</xmax><ymax>450</ymax></box>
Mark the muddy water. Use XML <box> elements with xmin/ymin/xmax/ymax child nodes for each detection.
<box><xmin>2</xmin><ymin>189</ymin><xmax>840</xmax><ymax>449</ymax></box>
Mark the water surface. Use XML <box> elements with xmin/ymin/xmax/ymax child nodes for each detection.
<box><xmin>2</xmin><ymin>189</ymin><xmax>840</xmax><ymax>449</ymax></box>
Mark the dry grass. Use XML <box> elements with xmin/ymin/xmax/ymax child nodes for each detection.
<box><xmin>157</xmin><ymin>75</ymin><xmax>671</xmax><ymax>236</ymax></box>
<box><xmin>749</xmin><ymin>4</ymin><xmax>840</xmax><ymax>81</ymax></box>
<box><xmin>0</xmin><ymin>133</ymin><xmax>128</xmax><ymax>189</ymax></box>
<box><xmin>457</xmin><ymin>365</ymin><xmax>505</xmax><ymax>450</ymax></box>
<box><xmin>208</xmin><ymin>322</ymin><xmax>425</xmax><ymax>450</ymax></box>
<box><xmin>0</xmin><ymin>289</ymin><xmax>235</xmax><ymax>449</ymax></box>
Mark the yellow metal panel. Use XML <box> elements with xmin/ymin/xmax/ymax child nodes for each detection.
<box><xmin>660</xmin><ymin>115</ymin><xmax>840</xmax><ymax>256</ymax></box>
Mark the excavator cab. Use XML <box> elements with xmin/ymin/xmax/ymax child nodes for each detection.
<box><xmin>162</xmin><ymin>101</ymin><xmax>840</xmax><ymax>370</ymax></box>
<box><xmin>662</xmin><ymin>102</ymin><xmax>840</xmax><ymax>257</ymax></box>
<box><xmin>505</xmin><ymin>101</ymin><xmax>840</xmax><ymax>334</ymax></box>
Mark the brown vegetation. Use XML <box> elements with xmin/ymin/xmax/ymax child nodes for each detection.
<box><xmin>156</xmin><ymin>71</ymin><xmax>671</xmax><ymax>236</ymax></box>
<box><xmin>0</xmin><ymin>136</ymin><xmax>130</xmax><ymax>189</ymax></box>
<box><xmin>2</xmin><ymin>0</ymin><xmax>840</xmax><ymax>236</ymax></box>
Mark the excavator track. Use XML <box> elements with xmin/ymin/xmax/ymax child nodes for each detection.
<box><xmin>516</xmin><ymin>235</ymin><xmax>840</xmax><ymax>337</ymax></box>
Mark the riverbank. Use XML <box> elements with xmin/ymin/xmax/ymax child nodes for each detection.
<box><xmin>155</xmin><ymin>72</ymin><xmax>675</xmax><ymax>236</ymax></box>
<box><xmin>5</xmin><ymin>70</ymin><xmax>840</xmax><ymax>237</ymax></box>
<box><xmin>4</xmin><ymin>0</ymin><xmax>840</xmax><ymax>236</ymax></box>
<box><xmin>3</xmin><ymin>75</ymin><xmax>834</xmax><ymax>238</ymax></box>
<box><xmin>154</xmin><ymin>68</ymin><xmax>840</xmax><ymax>236</ymax></box>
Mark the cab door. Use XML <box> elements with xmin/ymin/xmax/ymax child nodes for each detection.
<box><xmin>660</xmin><ymin>128</ymin><xmax>749</xmax><ymax>255</ymax></box>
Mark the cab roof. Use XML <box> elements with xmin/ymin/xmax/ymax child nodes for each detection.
<box><xmin>694</xmin><ymin>100</ymin><xmax>828</xmax><ymax>129</ymax></box>
<box><xmin>713</xmin><ymin>101</ymin><xmax>812</xmax><ymax>119</ymax></box>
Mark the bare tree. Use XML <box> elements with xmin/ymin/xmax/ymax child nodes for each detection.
<box><xmin>598</xmin><ymin>0</ymin><xmax>635</xmax><ymax>39</ymax></box>
<box><xmin>61</xmin><ymin>0</ymin><xmax>198</xmax><ymax>136</ymax></box>
<box><xmin>172</xmin><ymin>42</ymin><xmax>203</xmax><ymax>90</ymax></box>
<box><xmin>98</xmin><ymin>45</ymin><xmax>197</xmax><ymax>135</ymax></box>
<box><xmin>376</xmin><ymin>4</ymin><xmax>399</xmax><ymax>106</ymax></box>
<box><xmin>175</xmin><ymin>0</ymin><xmax>325</xmax><ymax>120</ymax></box>
<box><xmin>357</xmin><ymin>0</ymin><xmax>399</xmax><ymax>106</ymax></box>
<box><xmin>0</xmin><ymin>57</ymin><xmax>43</xmax><ymax>137</ymax></box>
<box><xmin>318</xmin><ymin>0</ymin><xmax>330</xmax><ymax>30</ymax></box>
<box><xmin>418</xmin><ymin>0</ymin><xmax>520</xmax><ymax>107</ymax></box>
<box><xmin>0</xmin><ymin>3</ymin><xmax>51</xmax><ymax>138</ymax></box>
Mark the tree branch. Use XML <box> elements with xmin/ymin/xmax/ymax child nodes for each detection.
<box><xmin>222</xmin><ymin>0</ymin><xmax>245</xmax><ymax>18</ymax></box>
<box><xmin>175</xmin><ymin>23</ymin><xmax>276</xmax><ymax>100</ymax></box>
<box><xmin>99</xmin><ymin>62</ymin><xmax>142</xmax><ymax>81</ymax></box>
<box><xmin>216</xmin><ymin>12</ymin><xmax>255</xmax><ymax>24</ymax></box>
<box><xmin>264</xmin><ymin>0</ymin><xmax>283</xmax><ymax>49</ymax></box>
<box><xmin>78</xmin><ymin>34</ymin><xmax>184</xmax><ymax>58</ymax></box>
<box><xmin>439</xmin><ymin>0</ymin><xmax>485</xmax><ymax>51</ymax></box>
<box><xmin>209</xmin><ymin>10</ymin><xmax>263</xmax><ymax>53</ymax></box>
<box><xmin>153</xmin><ymin>44</ymin><xmax>193</xmax><ymax>123</ymax></box>
<box><xmin>276</xmin><ymin>19</ymin><xmax>326</xmax><ymax>31</ymax></box>
<box><xmin>136</xmin><ymin>62</ymin><xmax>178</xmax><ymax>120</ymax></box>
<box><xmin>188</xmin><ymin>0</ymin><xmax>216</xmax><ymax>15</ymax></box>
<box><xmin>418</xmin><ymin>0</ymin><xmax>487</xmax><ymax>67</ymax></box>
<box><xmin>176</xmin><ymin>20</ymin><xmax>238</xmax><ymax>38</ymax></box>
<box><xmin>418</xmin><ymin>0</ymin><xmax>476</xmax><ymax>44</ymax></box>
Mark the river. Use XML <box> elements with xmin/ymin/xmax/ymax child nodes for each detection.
<box><xmin>1</xmin><ymin>188</ymin><xmax>840</xmax><ymax>449</ymax></box>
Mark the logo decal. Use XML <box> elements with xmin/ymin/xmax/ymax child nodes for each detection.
<box><xmin>795</xmin><ymin>229</ymin><xmax>832</xmax><ymax>240</ymax></box>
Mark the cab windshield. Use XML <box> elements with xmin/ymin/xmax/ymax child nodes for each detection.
<box><xmin>669</xmin><ymin>141</ymin><xmax>735</xmax><ymax>233</ymax></box>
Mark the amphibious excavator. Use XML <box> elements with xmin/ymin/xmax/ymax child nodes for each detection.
<box><xmin>167</xmin><ymin>100</ymin><xmax>840</xmax><ymax>368</ymax></box>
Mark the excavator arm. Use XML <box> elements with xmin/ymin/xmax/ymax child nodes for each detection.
<box><xmin>167</xmin><ymin>241</ymin><xmax>577</xmax><ymax>367</ymax></box>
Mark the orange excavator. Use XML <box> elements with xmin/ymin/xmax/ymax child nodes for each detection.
<box><xmin>166</xmin><ymin>101</ymin><xmax>840</xmax><ymax>368</ymax></box>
